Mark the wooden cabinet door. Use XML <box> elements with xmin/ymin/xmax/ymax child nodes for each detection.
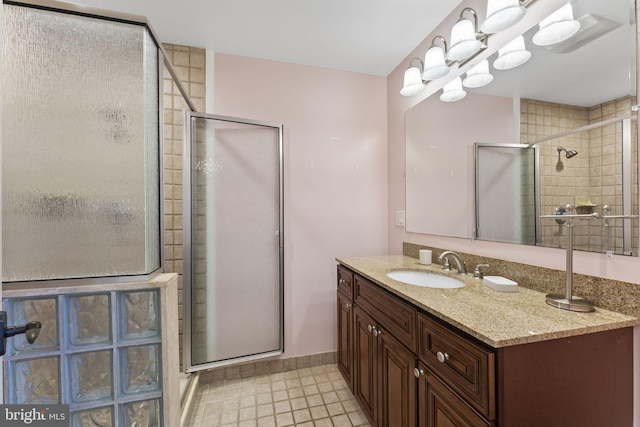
<box><xmin>378</xmin><ymin>327</ymin><xmax>416</xmax><ymax>427</ymax></box>
<box><xmin>353</xmin><ymin>306</ymin><xmax>377</xmax><ymax>424</ymax></box>
<box><xmin>337</xmin><ymin>290</ymin><xmax>353</xmax><ymax>388</ymax></box>
<box><xmin>417</xmin><ymin>362</ymin><xmax>492</xmax><ymax>427</ymax></box>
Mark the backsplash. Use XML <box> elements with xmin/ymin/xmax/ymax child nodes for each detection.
<box><xmin>403</xmin><ymin>242</ymin><xmax>640</xmax><ymax>317</ymax></box>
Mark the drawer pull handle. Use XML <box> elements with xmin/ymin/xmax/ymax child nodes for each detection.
<box><xmin>339</xmin><ymin>279</ymin><xmax>348</xmax><ymax>285</ymax></box>
<box><xmin>368</xmin><ymin>324</ymin><xmax>373</xmax><ymax>333</ymax></box>
<box><xmin>345</xmin><ymin>303</ymin><xmax>352</xmax><ymax>309</ymax></box>
<box><xmin>437</xmin><ymin>351</ymin><xmax>450</xmax><ymax>363</ymax></box>
<box><xmin>373</xmin><ymin>328</ymin><xmax>382</xmax><ymax>337</ymax></box>
<box><xmin>413</xmin><ymin>368</ymin><xmax>425</xmax><ymax>378</ymax></box>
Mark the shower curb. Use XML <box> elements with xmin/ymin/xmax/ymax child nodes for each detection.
<box><xmin>180</xmin><ymin>371</ymin><xmax>200</xmax><ymax>427</ymax></box>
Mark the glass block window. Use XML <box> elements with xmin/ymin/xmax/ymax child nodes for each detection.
<box><xmin>3</xmin><ymin>288</ymin><xmax>163</xmax><ymax>426</ymax></box>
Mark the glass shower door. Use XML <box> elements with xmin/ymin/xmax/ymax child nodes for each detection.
<box><xmin>475</xmin><ymin>143</ymin><xmax>540</xmax><ymax>245</ymax></box>
<box><xmin>184</xmin><ymin>112</ymin><xmax>284</xmax><ymax>372</ymax></box>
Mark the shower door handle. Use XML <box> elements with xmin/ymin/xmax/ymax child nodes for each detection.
<box><xmin>0</xmin><ymin>311</ymin><xmax>42</xmax><ymax>356</ymax></box>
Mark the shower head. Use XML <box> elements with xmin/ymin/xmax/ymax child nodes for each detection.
<box><xmin>557</xmin><ymin>146</ymin><xmax>578</xmax><ymax>159</ymax></box>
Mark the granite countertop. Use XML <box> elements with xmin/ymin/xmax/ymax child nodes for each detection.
<box><xmin>336</xmin><ymin>255</ymin><xmax>640</xmax><ymax>348</ymax></box>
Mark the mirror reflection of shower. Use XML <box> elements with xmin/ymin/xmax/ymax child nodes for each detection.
<box><xmin>558</xmin><ymin>146</ymin><xmax>578</xmax><ymax>158</ymax></box>
<box><xmin>556</xmin><ymin>146</ymin><xmax>578</xmax><ymax>171</ymax></box>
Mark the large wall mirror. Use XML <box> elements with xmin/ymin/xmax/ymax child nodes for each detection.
<box><xmin>406</xmin><ymin>0</ymin><xmax>638</xmax><ymax>256</ymax></box>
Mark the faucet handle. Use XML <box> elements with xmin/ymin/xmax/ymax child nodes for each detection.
<box><xmin>441</xmin><ymin>257</ymin><xmax>451</xmax><ymax>271</ymax></box>
<box><xmin>473</xmin><ymin>264</ymin><xmax>490</xmax><ymax>279</ymax></box>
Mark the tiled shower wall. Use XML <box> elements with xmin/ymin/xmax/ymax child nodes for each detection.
<box><xmin>520</xmin><ymin>96</ymin><xmax>638</xmax><ymax>254</ymax></box>
<box><xmin>162</xmin><ymin>44</ymin><xmax>206</xmax><ymax>369</ymax></box>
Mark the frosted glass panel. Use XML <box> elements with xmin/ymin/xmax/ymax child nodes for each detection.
<box><xmin>2</xmin><ymin>4</ymin><xmax>160</xmax><ymax>281</ymax></box>
<box><xmin>189</xmin><ymin>116</ymin><xmax>282</xmax><ymax>367</ymax></box>
<box><xmin>475</xmin><ymin>145</ymin><xmax>538</xmax><ymax>245</ymax></box>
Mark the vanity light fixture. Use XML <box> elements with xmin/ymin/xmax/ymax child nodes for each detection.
<box><xmin>462</xmin><ymin>59</ymin><xmax>493</xmax><ymax>88</ymax></box>
<box><xmin>481</xmin><ymin>0</ymin><xmax>527</xmax><ymax>34</ymax></box>
<box><xmin>439</xmin><ymin>77</ymin><xmax>467</xmax><ymax>102</ymax></box>
<box><xmin>532</xmin><ymin>3</ymin><xmax>580</xmax><ymax>46</ymax></box>
<box><xmin>447</xmin><ymin>8</ymin><xmax>486</xmax><ymax>62</ymax></box>
<box><xmin>493</xmin><ymin>35</ymin><xmax>531</xmax><ymax>70</ymax></box>
<box><xmin>400</xmin><ymin>57</ymin><xmax>426</xmax><ymax>96</ymax></box>
<box><xmin>422</xmin><ymin>36</ymin><xmax>451</xmax><ymax>80</ymax></box>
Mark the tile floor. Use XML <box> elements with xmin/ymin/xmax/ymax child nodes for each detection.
<box><xmin>189</xmin><ymin>363</ymin><xmax>371</xmax><ymax>426</ymax></box>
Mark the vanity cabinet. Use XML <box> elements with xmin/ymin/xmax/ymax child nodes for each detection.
<box><xmin>351</xmin><ymin>274</ymin><xmax>417</xmax><ymax>426</ymax></box>
<box><xmin>417</xmin><ymin>362</ymin><xmax>492</xmax><ymax>427</ymax></box>
<box><xmin>337</xmin><ymin>264</ymin><xmax>634</xmax><ymax>427</ymax></box>
<box><xmin>417</xmin><ymin>314</ymin><xmax>495</xmax><ymax>427</ymax></box>
<box><xmin>337</xmin><ymin>265</ymin><xmax>354</xmax><ymax>387</ymax></box>
<box><xmin>418</xmin><ymin>314</ymin><xmax>495</xmax><ymax>420</ymax></box>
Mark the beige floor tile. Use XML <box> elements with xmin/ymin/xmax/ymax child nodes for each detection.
<box><xmin>239</xmin><ymin>407</ymin><xmax>256</xmax><ymax>421</ymax></box>
<box><xmin>292</xmin><ymin>408</ymin><xmax>312</xmax><ymax>423</ymax></box>
<box><xmin>326</xmin><ymin>401</ymin><xmax>345</xmax><ymax>416</ymax></box>
<box><xmin>272</xmin><ymin>390</ymin><xmax>289</xmax><ymax>402</ymax></box>
<box><xmin>287</xmin><ymin>387</ymin><xmax>304</xmax><ymax>398</ymax></box>
<box><xmin>256</xmin><ymin>416</ymin><xmax>276</xmax><ymax>427</ymax></box>
<box><xmin>256</xmin><ymin>392</ymin><xmax>272</xmax><ymax>405</ymax></box>
<box><xmin>190</xmin><ymin>364</ymin><xmax>370</xmax><ymax>427</ymax></box>
<box><xmin>321</xmin><ymin>391</ymin><xmax>339</xmax><ymax>404</ymax></box>
<box><xmin>257</xmin><ymin>403</ymin><xmax>274</xmax><ymax>418</ymax></box>
<box><xmin>331</xmin><ymin>413</ymin><xmax>353</xmax><ymax>427</ymax></box>
<box><xmin>305</xmin><ymin>394</ymin><xmax>324</xmax><ymax>407</ymax></box>
<box><xmin>275</xmin><ymin>411</ymin><xmax>294</xmax><ymax>426</ymax></box>
<box><xmin>302</xmin><ymin>384</ymin><xmax>319</xmax><ymax>395</ymax></box>
<box><xmin>274</xmin><ymin>400</ymin><xmax>291</xmax><ymax>414</ymax></box>
<box><xmin>290</xmin><ymin>397</ymin><xmax>308</xmax><ymax>411</ymax></box>
<box><xmin>310</xmin><ymin>405</ymin><xmax>329</xmax><ymax>420</ymax></box>
<box><xmin>314</xmin><ymin>418</ymin><xmax>334</xmax><ymax>427</ymax></box>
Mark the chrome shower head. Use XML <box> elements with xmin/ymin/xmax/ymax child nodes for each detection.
<box><xmin>557</xmin><ymin>146</ymin><xmax>578</xmax><ymax>159</ymax></box>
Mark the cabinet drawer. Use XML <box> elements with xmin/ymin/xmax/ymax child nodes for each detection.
<box><xmin>337</xmin><ymin>265</ymin><xmax>354</xmax><ymax>298</ymax></box>
<box><xmin>418</xmin><ymin>314</ymin><xmax>495</xmax><ymax>420</ymax></box>
<box><xmin>354</xmin><ymin>274</ymin><xmax>417</xmax><ymax>352</ymax></box>
<box><xmin>418</xmin><ymin>363</ymin><xmax>493</xmax><ymax>427</ymax></box>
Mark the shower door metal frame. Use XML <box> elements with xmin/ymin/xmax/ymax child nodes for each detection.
<box><xmin>474</xmin><ymin>143</ymin><xmax>541</xmax><ymax>245</ymax></box>
<box><xmin>183</xmin><ymin>111</ymin><xmax>284</xmax><ymax>373</ymax></box>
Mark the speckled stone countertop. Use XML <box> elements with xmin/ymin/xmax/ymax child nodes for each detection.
<box><xmin>336</xmin><ymin>255</ymin><xmax>640</xmax><ymax>348</ymax></box>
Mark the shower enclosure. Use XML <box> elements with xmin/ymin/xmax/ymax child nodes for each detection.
<box><xmin>2</xmin><ymin>1</ymin><xmax>162</xmax><ymax>282</ymax></box>
<box><xmin>475</xmin><ymin>115</ymin><xmax>638</xmax><ymax>255</ymax></box>
<box><xmin>1</xmin><ymin>1</ymin><xmax>187</xmax><ymax>425</ymax></box>
<box><xmin>183</xmin><ymin>112</ymin><xmax>284</xmax><ymax>373</ymax></box>
<box><xmin>475</xmin><ymin>143</ymin><xmax>540</xmax><ymax>245</ymax></box>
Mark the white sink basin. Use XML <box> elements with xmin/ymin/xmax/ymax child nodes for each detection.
<box><xmin>386</xmin><ymin>270</ymin><xmax>465</xmax><ymax>289</ymax></box>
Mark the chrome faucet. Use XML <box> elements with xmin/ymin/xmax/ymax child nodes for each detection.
<box><xmin>438</xmin><ymin>251</ymin><xmax>467</xmax><ymax>275</ymax></box>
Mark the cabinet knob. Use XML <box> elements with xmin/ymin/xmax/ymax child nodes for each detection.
<box><xmin>339</xmin><ymin>279</ymin><xmax>347</xmax><ymax>285</ymax></box>
<box><xmin>413</xmin><ymin>367</ymin><xmax>425</xmax><ymax>378</ymax></box>
<box><xmin>345</xmin><ymin>303</ymin><xmax>351</xmax><ymax>309</ymax></box>
<box><xmin>367</xmin><ymin>324</ymin><xmax>373</xmax><ymax>333</ymax></box>
<box><xmin>373</xmin><ymin>328</ymin><xmax>381</xmax><ymax>337</ymax></box>
<box><xmin>436</xmin><ymin>351</ymin><xmax>450</xmax><ymax>363</ymax></box>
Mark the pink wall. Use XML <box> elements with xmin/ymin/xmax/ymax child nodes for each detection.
<box><xmin>213</xmin><ymin>53</ymin><xmax>388</xmax><ymax>357</ymax></box>
<box><xmin>387</xmin><ymin>1</ymin><xmax>639</xmax><ymax>425</ymax></box>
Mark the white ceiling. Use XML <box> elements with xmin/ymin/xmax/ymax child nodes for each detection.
<box><xmin>67</xmin><ymin>0</ymin><xmax>462</xmax><ymax>77</ymax></box>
